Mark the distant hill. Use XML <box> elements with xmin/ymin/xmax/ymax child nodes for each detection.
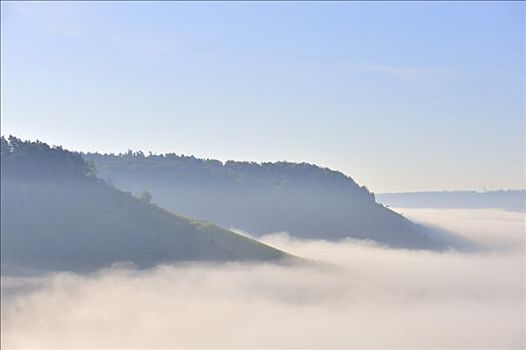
<box><xmin>376</xmin><ymin>190</ymin><xmax>526</xmax><ymax>212</ymax></box>
<box><xmin>1</xmin><ymin>136</ymin><xmax>287</xmax><ymax>273</ymax></box>
<box><xmin>84</xmin><ymin>151</ymin><xmax>451</xmax><ymax>250</ymax></box>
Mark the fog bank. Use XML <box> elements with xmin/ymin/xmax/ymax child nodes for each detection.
<box><xmin>1</xmin><ymin>208</ymin><xmax>524</xmax><ymax>348</ymax></box>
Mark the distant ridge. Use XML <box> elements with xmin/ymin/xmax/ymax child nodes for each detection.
<box><xmin>377</xmin><ymin>190</ymin><xmax>526</xmax><ymax>212</ymax></box>
<box><xmin>84</xmin><ymin>150</ymin><xmax>452</xmax><ymax>250</ymax></box>
<box><xmin>1</xmin><ymin>136</ymin><xmax>289</xmax><ymax>273</ymax></box>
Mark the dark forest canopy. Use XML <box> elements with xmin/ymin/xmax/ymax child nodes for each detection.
<box><xmin>83</xmin><ymin>149</ymin><xmax>375</xmax><ymax>200</ymax></box>
<box><xmin>1</xmin><ymin>136</ymin><xmax>288</xmax><ymax>273</ymax></box>
<box><xmin>1</xmin><ymin>135</ymin><xmax>96</xmax><ymax>181</ymax></box>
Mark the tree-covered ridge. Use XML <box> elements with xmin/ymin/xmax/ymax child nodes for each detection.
<box><xmin>1</xmin><ymin>136</ymin><xmax>95</xmax><ymax>181</ymax></box>
<box><xmin>1</xmin><ymin>136</ymin><xmax>289</xmax><ymax>273</ymax></box>
<box><xmin>83</xmin><ymin>149</ymin><xmax>452</xmax><ymax>250</ymax></box>
<box><xmin>84</xmin><ymin>150</ymin><xmax>375</xmax><ymax>201</ymax></box>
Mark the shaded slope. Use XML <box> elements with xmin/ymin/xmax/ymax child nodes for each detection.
<box><xmin>1</xmin><ymin>137</ymin><xmax>287</xmax><ymax>272</ymax></box>
<box><xmin>85</xmin><ymin>152</ymin><xmax>448</xmax><ymax>250</ymax></box>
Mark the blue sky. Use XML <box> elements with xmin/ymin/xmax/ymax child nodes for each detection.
<box><xmin>1</xmin><ymin>1</ymin><xmax>524</xmax><ymax>192</ymax></box>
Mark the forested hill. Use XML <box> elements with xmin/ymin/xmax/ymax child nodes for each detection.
<box><xmin>84</xmin><ymin>151</ymin><xmax>449</xmax><ymax>250</ymax></box>
<box><xmin>1</xmin><ymin>136</ymin><xmax>96</xmax><ymax>181</ymax></box>
<box><xmin>87</xmin><ymin>150</ymin><xmax>375</xmax><ymax>197</ymax></box>
<box><xmin>1</xmin><ymin>136</ymin><xmax>287</xmax><ymax>273</ymax></box>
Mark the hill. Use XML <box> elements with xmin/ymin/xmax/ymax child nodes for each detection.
<box><xmin>376</xmin><ymin>190</ymin><xmax>526</xmax><ymax>212</ymax></box>
<box><xmin>84</xmin><ymin>151</ymin><xmax>449</xmax><ymax>250</ymax></box>
<box><xmin>1</xmin><ymin>136</ymin><xmax>288</xmax><ymax>273</ymax></box>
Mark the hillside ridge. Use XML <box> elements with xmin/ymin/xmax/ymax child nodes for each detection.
<box><xmin>84</xmin><ymin>149</ymin><xmax>449</xmax><ymax>250</ymax></box>
<box><xmin>1</xmin><ymin>136</ymin><xmax>289</xmax><ymax>273</ymax></box>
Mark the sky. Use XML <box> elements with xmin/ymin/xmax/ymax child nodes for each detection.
<box><xmin>1</xmin><ymin>1</ymin><xmax>524</xmax><ymax>192</ymax></box>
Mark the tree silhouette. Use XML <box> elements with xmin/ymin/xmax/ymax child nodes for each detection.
<box><xmin>139</xmin><ymin>190</ymin><xmax>152</xmax><ymax>204</ymax></box>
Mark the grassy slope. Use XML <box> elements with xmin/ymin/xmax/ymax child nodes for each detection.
<box><xmin>1</xmin><ymin>178</ymin><xmax>288</xmax><ymax>272</ymax></box>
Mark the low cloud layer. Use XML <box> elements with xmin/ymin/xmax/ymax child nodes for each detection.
<box><xmin>1</xmin><ymin>208</ymin><xmax>524</xmax><ymax>348</ymax></box>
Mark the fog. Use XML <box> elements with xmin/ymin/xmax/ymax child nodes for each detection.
<box><xmin>2</xmin><ymin>208</ymin><xmax>524</xmax><ymax>349</ymax></box>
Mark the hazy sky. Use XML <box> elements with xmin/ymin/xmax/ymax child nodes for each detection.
<box><xmin>1</xmin><ymin>1</ymin><xmax>524</xmax><ymax>192</ymax></box>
